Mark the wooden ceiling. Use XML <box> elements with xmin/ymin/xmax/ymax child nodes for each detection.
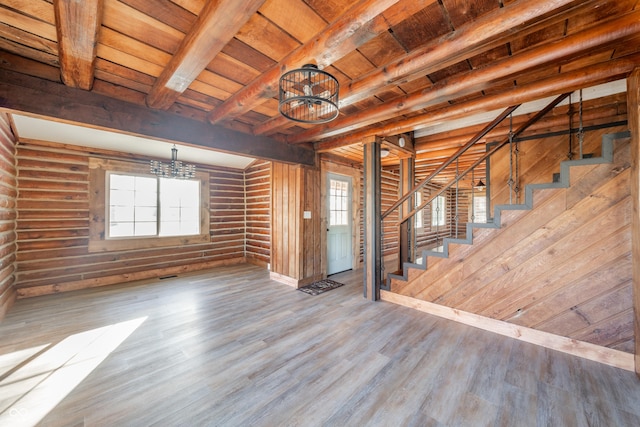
<box><xmin>0</xmin><ymin>0</ymin><xmax>638</xmax><ymax>175</ymax></box>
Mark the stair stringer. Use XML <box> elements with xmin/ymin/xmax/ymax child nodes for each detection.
<box><xmin>387</xmin><ymin>131</ymin><xmax>625</xmax><ymax>287</ymax></box>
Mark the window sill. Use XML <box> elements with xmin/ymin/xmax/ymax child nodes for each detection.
<box><xmin>88</xmin><ymin>233</ymin><xmax>211</xmax><ymax>253</ymax></box>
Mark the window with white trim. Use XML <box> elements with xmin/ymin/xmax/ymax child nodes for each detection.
<box><xmin>473</xmin><ymin>195</ymin><xmax>487</xmax><ymax>223</ymax></box>
<box><xmin>414</xmin><ymin>192</ymin><xmax>423</xmax><ymax>228</ymax></box>
<box><xmin>431</xmin><ymin>195</ymin><xmax>446</xmax><ymax>227</ymax></box>
<box><xmin>88</xmin><ymin>157</ymin><xmax>210</xmax><ymax>253</ymax></box>
<box><xmin>108</xmin><ymin>173</ymin><xmax>200</xmax><ymax>238</ymax></box>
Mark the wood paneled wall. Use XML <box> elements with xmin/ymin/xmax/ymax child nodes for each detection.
<box><xmin>15</xmin><ymin>141</ymin><xmax>247</xmax><ymax>297</ymax></box>
<box><xmin>392</xmin><ymin>125</ymin><xmax>634</xmax><ymax>353</ymax></box>
<box><xmin>245</xmin><ymin>160</ymin><xmax>270</xmax><ymax>267</ymax></box>
<box><xmin>270</xmin><ymin>162</ymin><xmax>322</xmax><ymax>286</ymax></box>
<box><xmin>0</xmin><ymin>113</ymin><xmax>16</xmax><ymax>319</ymax></box>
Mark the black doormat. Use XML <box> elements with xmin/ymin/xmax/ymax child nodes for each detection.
<box><xmin>298</xmin><ymin>279</ymin><xmax>345</xmax><ymax>296</ymax></box>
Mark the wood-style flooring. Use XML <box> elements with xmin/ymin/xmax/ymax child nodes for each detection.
<box><xmin>1</xmin><ymin>264</ymin><xmax>639</xmax><ymax>426</ymax></box>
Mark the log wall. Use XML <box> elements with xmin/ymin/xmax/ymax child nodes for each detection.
<box><xmin>391</xmin><ymin>125</ymin><xmax>634</xmax><ymax>353</ymax></box>
<box><xmin>15</xmin><ymin>141</ymin><xmax>248</xmax><ymax>297</ymax></box>
<box><xmin>245</xmin><ymin>160</ymin><xmax>271</xmax><ymax>267</ymax></box>
<box><xmin>0</xmin><ymin>113</ymin><xmax>16</xmax><ymax>319</ymax></box>
<box><xmin>415</xmin><ymin>185</ymin><xmax>471</xmax><ymax>251</ymax></box>
<box><xmin>381</xmin><ymin>167</ymin><xmax>399</xmax><ymax>258</ymax></box>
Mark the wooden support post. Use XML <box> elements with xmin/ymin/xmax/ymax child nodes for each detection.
<box><xmin>363</xmin><ymin>138</ymin><xmax>381</xmax><ymax>300</ymax></box>
<box><xmin>628</xmin><ymin>68</ymin><xmax>640</xmax><ymax>378</ymax></box>
<box><xmin>398</xmin><ymin>156</ymin><xmax>415</xmax><ymax>274</ymax></box>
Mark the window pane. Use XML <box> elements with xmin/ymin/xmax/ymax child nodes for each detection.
<box><xmin>135</xmin><ymin>206</ymin><xmax>157</xmax><ymax>222</ymax></box>
<box><xmin>110</xmin><ymin>189</ymin><xmax>134</xmax><ymax>206</ymax></box>
<box><xmin>415</xmin><ymin>192</ymin><xmax>423</xmax><ymax>228</ymax></box>
<box><xmin>110</xmin><ymin>222</ymin><xmax>133</xmax><ymax>237</ymax></box>
<box><xmin>110</xmin><ymin>174</ymin><xmax>134</xmax><ymax>190</ymax></box>
<box><xmin>135</xmin><ymin>189</ymin><xmax>157</xmax><ymax>206</ymax></box>
<box><xmin>159</xmin><ymin>178</ymin><xmax>200</xmax><ymax>237</ymax></box>
<box><xmin>134</xmin><ymin>222</ymin><xmax>157</xmax><ymax>236</ymax></box>
<box><xmin>474</xmin><ymin>196</ymin><xmax>487</xmax><ymax>223</ymax></box>
<box><xmin>431</xmin><ymin>195</ymin><xmax>446</xmax><ymax>227</ymax></box>
<box><xmin>328</xmin><ymin>178</ymin><xmax>350</xmax><ymax>226</ymax></box>
<box><xmin>110</xmin><ymin>206</ymin><xmax>134</xmax><ymax>222</ymax></box>
<box><xmin>108</xmin><ymin>174</ymin><xmax>158</xmax><ymax>238</ymax></box>
<box><xmin>135</xmin><ymin>176</ymin><xmax>157</xmax><ymax>193</ymax></box>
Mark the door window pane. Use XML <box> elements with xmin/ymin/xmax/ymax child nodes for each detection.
<box><xmin>329</xmin><ymin>179</ymin><xmax>349</xmax><ymax>226</ymax></box>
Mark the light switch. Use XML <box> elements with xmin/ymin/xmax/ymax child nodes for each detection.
<box><xmin>303</xmin><ymin>211</ymin><xmax>312</xmax><ymax>219</ymax></box>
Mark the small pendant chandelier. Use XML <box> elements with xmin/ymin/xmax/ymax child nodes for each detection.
<box><xmin>279</xmin><ymin>64</ymin><xmax>339</xmax><ymax>123</ymax></box>
<box><xmin>149</xmin><ymin>144</ymin><xmax>196</xmax><ymax>179</ymax></box>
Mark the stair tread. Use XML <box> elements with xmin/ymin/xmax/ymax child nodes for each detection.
<box><xmin>387</xmin><ymin>132</ymin><xmax>626</xmax><ymax>286</ymax></box>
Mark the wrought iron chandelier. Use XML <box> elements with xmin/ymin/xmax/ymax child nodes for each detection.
<box><xmin>149</xmin><ymin>144</ymin><xmax>196</xmax><ymax>179</ymax></box>
<box><xmin>279</xmin><ymin>64</ymin><xmax>339</xmax><ymax>123</ymax></box>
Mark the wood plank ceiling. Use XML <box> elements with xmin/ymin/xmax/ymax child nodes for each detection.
<box><xmin>0</xmin><ymin>0</ymin><xmax>638</xmax><ymax>177</ymax></box>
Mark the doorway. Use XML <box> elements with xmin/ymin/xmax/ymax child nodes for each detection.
<box><xmin>327</xmin><ymin>173</ymin><xmax>353</xmax><ymax>275</ymax></box>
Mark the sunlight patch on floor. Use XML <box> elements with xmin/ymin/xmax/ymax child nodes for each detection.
<box><xmin>0</xmin><ymin>317</ymin><xmax>147</xmax><ymax>426</ymax></box>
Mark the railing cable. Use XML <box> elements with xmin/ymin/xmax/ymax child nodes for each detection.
<box><xmin>395</xmin><ymin>92</ymin><xmax>571</xmax><ymax>226</ymax></box>
<box><xmin>508</xmin><ymin>112</ymin><xmax>514</xmax><ymax>204</ymax></box>
<box><xmin>455</xmin><ymin>156</ymin><xmax>459</xmax><ymax>238</ymax></box>
<box><xmin>514</xmin><ymin>115</ymin><xmax>520</xmax><ymax>204</ymax></box>
<box><xmin>471</xmin><ymin>169</ymin><xmax>476</xmax><ymax>223</ymax></box>
<box><xmin>382</xmin><ymin>104</ymin><xmax>520</xmax><ymax>220</ymax></box>
<box><xmin>578</xmin><ymin>88</ymin><xmax>584</xmax><ymax>159</ymax></box>
<box><xmin>567</xmin><ymin>93</ymin><xmax>573</xmax><ymax>160</ymax></box>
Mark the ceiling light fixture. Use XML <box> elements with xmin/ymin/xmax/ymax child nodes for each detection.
<box><xmin>474</xmin><ymin>179</ymin><xmax>486</xmax><ymax>190</ymax></box>
<box><xmin>380</xmin><ymin>148</ymin><xmax>390</xmax><ymax>158</ymax></box>
<box><xmin>150</xmin><ymin>145</ymin><xmax>196</xmax><ymax>179</ymax></box>
<box><xmin>279</xmin><ymin>64</ymin><xmax>339</xmax><ymax>123</ymax></box>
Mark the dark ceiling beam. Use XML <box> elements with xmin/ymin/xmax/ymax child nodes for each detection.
<box><xmin>53</xmin><ymin>0</ymin><xmax>104</xmax><ymax>90</ymax></box>
<box><xmin>314</xmin><ymin>53</ymin><xmax>640</xmax><ymax>152</ymax></box>
<box><xmin>254</xmin><ymin>0</ymin><xmax>579</xmax><ymax>136</ymax></box>
<box><xmin>146</xmin><ymin>0</ymin><xmax>266</xmax><ymax>110</ymax></box>
<box><xmin>295</xmin><ymin>10</ymin><xmax>640</xmax><ymax>144</ymax></box>
<box><xmin>415</xmin><ymin>106</ymin><xmax>627</xmax><ymax>153</ymax></box>
<box><xmin>207</xmin><ymin>0</ymin><xmax>412</xmax><ymax>125</ymax></box>
<box><xmin>0</xmin><ymin>69</ymin><xmax>316</xmax><ymax>166</ymax></box>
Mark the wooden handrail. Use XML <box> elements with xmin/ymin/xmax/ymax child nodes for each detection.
<box><xmin>395</xmin><ymin>92</ymin><xmax>571</xmax><ymax>226</ymax></box>
<box><xmin>382</xmin><ymin>105</ymin><xmax>519</xmax><ymax>219</ymax></box>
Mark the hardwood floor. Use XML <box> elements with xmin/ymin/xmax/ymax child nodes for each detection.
<box><xmin>1</xmin><ymin>264</ymin><xmax>639</xmax><ymax>426</ymax></box>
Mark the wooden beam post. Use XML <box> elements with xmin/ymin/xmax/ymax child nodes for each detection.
<box><xmin>0</xmin><ymin>69</ymin><xmax>316</xmax><ymax>166</ymax></box>
<box><xmin>314</xmin><ymin>54</ymin><xmax>640</xmax><ymax>151</ymax></box>
<box><xmin>290</xmin><ymin>11</ymin><xmax>640</xmax><ymax>144</ymax></box>
<box><xmin>53</xmin><ymin>0</ymin><xmax>104</xmax><ymax>90</ymax></box>
<box><xmin>146</xmin><ymin>0</ymin><xmax>266</xmax><ymax>109</ymax></box>
<box><xmin>398</xmin><ymin>156</ymin><xmax>415</xmax><ymax>274</ymax></box>
<box><xmin>207</xmin><ymin>0</ymin><xmax>403</xmax><ymax>124</ymax></box>
<box><xmin>363</xmin><ymin>137</ymin><xmax>381</xmax><ymax>300</ymax></box>
<box><xmin>628</xmin><ymin>68</ymin><xmax>640</xmax><ymax>378</ymax></box>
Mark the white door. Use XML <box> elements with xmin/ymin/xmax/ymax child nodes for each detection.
<box><xmin>327</xmin><ymin>174</ymin><xmax>353</xmax><ymax>275</ymax></box>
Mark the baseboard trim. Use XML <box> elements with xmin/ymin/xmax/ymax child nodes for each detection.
<box><xmin>16</xmin><ymin>258</ymin><xmax>247</xmax><ymax>298</ymax></box>
<box><xmin>0</xmin><ymin>285</ymin><xmax>16</xmax><ymax>321</ymax></box>
<box><xmin>270</xmin><ymin>272</ymin><xmax>322</xmax><ymax>288</ymax></box>
<box><xmin>381</xmin><ymin>290</ymin><xmax>634</xmax><ymax>372</ymax></box>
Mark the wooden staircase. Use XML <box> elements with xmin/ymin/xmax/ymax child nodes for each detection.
<box><xmin>387</xmin><ymin>131</ymin><xmax>632</xmax><ymax>346</ymax></box>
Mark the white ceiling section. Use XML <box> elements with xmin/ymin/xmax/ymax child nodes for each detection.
<box><xmin>413</xmin><ymin>80</ymin><xmax>627</xmax><ymax>140</ymax></box>
<box><xmin>10</xmin><ymin>114</ymin><xmax>257</xmax><ymax>170</ymax></box>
